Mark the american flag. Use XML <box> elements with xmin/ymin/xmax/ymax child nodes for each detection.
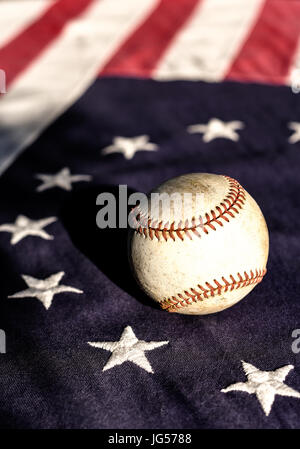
<box><xmin>0</xmin><ymin>0</ymin><xmax>300</xmax><ymax>430</ymax></box>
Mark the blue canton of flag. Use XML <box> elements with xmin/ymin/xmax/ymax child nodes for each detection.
<box><xmin>0</xmin><ymin>0</ymin><xmax>300</xmax><ymax>430</ymax></box>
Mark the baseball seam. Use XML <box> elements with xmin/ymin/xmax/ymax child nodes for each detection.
<box><xmin>160</xmin><ymin>268</ymin><xmax>266</xmax><ymax>312</ymax></box>
<box><xmin>134</xmin><ymin>176</ymin><xmax>246</xmax><ymax>241</ymax></box>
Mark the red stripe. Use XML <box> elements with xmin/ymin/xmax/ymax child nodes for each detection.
<box><xmin>0</xmin><ymin>0</ymin><xmax>94</xmax><ymax>87</ymax></box>
<box><xmin>99</xmin><ymin>0</ymin><xmax>200</xmax><ymax>78</ymax></box>
<box><xmin>225</xmin><ymin>0</ymin><xmax>300</xmax><ymax>85</ymax></box>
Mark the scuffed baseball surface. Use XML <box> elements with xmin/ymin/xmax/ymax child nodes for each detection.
<box><xmin>129</xmin><ymin>173</ymin><xmax>269</xmax><ymax>315</ymax></box>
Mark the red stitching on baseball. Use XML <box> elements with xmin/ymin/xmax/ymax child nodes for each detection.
<box><xmin>160</xmin><ymin>268</ymin><xmax>266</xmax><ymax>312</ymax></box>
<box><xmin>133</xmin><ymin>176</ymin><xmax>246</xmax><ymax>241</ymax></box>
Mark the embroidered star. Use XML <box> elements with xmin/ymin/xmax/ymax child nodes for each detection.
<box><xmin>36</xmin><ymin>167</ymin><xmax>92</xmax><ymax>192</ymax></box>
<box><xmin>88</xmin><ymin>325</ymin><xmax>169</xmax><ymax>373</ymax></box>
<box><xmin>221</xmin><ymin>360</ymin><xmax>300</xmax><ymax>416</ymax></box>
<box><xmin>0</xmin><ymin>215</ymin><xmax>57</xmax><ymax>245</ymax></box>
<box><xmin>187</xmin><ymin>118</ymin><xmax>244</xmax><ymax>142</ymax></box>
<box><xmin>288</xmin><ymin>122</ymin><xmax>300</xmax><ymax>143</ymax></box>
<box><xmin>8</xmin><ymin>271</ymin><xmax>83</xmax><ymax>309</ymax></box>
<box><xmin>102</xmin><ymin>135</ymin><xmax>158</xmax><ymax>160</ymax></box>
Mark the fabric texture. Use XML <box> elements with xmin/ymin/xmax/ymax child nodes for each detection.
<box><xmin>0</xmin><ymin>78</ymin><xmax>300</xmax><ymax>428</ymax></box>
<box><xmin>1</xmin><ymin>0</ymin><xmax>300</xmax><ymax>429</ymax></box>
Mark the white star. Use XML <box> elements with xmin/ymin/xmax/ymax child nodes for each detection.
<box><xmin>221</xmin><ymin>360</ymin><xmax>300</xmax><ymax>416</ymax></box>
<box><xmin>187</xmin><ymin>118</ymin><xmax>244</xmax><ymax>142</ymax></box>
<box><xmin>102</xmin><ymin>135</ymin><xmax>158</xmax><ymax>160</ymax></box>
<box><xmin>88</xmin><ymin>326</ymin><xmax>169</xmax><ymax>373</ymax></box>
<box><xmin>8</xmin><ymin>271</ymin><xmax>83</xmax><ymax>309</ymax></box>
<box><xmin>36</xmin><ymin>167</ymin><xmax>92</xmax><ymax>192</ymax></box>
<box><xmin>0</xmin><ymin>215</ymin><xmax>57</xmax><ymax>245</ymax></box>
<box><xmin>288</xmin><ymin>122</ymin><xmax>300</xmax><ymax>143</ymax></box>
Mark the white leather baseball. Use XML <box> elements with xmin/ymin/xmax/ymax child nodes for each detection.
<box><xmin>129</xmin><ymin>173</ymin><xmax>269</xmax><ymax>315</ymax></box>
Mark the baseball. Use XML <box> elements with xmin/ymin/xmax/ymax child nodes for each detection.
<box><xmin>129</xmin><ymin>173</ymin><xmax>269</xmax><ymax>315</ymax></box>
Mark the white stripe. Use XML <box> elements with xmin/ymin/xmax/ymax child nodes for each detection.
<box><xmin>154</xmin><ymin>0</ymin><xmax>264</xmax><ymax>81</ymax></box>
<box><xmin>0</xmin><ymin>0</ymin><xmax>52</xmax><ymax>47</ymax></box>
<box><xmin>0</xmin><ymin>0</ymin><xmax>158</xmax><ymax>175</ymax></box>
